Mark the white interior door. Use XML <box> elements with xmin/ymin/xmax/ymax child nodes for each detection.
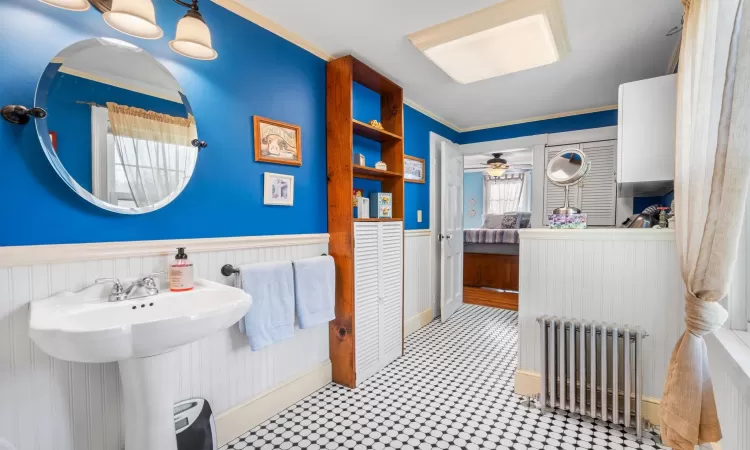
<box><xmin>440</xmin><ymin>141</ymin><xmax>464</xmax><ymax>322</ymax></box>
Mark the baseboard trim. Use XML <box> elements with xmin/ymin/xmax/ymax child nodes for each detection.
<box><xmin>514</xmin><ymin>369</ymin><xmax>661</xmax><ymax>426</ymax></box>
<box><xmin>216</xmin><ymin>360</ymin><xmax>332</xmax><ymax>446</ymax></box>
<box><xmin>405</xmin><ymin>308</ymin><xmax>434</xmax><ymax>337</ymax></box>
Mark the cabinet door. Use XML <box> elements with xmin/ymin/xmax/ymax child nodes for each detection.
<box><xmin>354</xmin><ymin>222</ymin><xmax>381</xmax><ymax>383</ymax></box>
<box><xmin>580</xmin><ymin>141</ymin><xmax>617</xmax><ymax>226</ymax></box>
<box><xmin>543</xmin><ymin>144</ymin><xmax>582</xmax><ymax>225</ymax></box>
<box><xmin>379</xmin><ymin>221</ymin><xmax>403</xmax><ymax>367</ymax></box>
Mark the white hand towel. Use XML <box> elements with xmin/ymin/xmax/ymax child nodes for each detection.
<box><xmin>292</xmin><ymin>255</ymin><xmax>335</xmax><ymax>329</ymax></box>
<box><xmin>236</xmin><ymin>261</ymin><xmax>295</xmax><ymax>351</ymax></box>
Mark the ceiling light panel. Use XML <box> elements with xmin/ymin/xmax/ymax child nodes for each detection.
<box><xmin>409</xmin><ymin>0</ymin><xmax>570</xmax><ymax>84</ymax></box>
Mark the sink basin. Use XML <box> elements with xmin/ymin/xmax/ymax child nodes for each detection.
<box><xmin>29</xmin><ymin>278</ymin><xmax>252</xmax><ymax>450</ymax></box>
<box><xmin>30</xmin><ymin>278</ymin><xmax>251</xmax><ymax>363</ymax></box>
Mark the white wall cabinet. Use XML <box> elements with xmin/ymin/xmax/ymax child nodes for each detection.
<box><xmin>543</xmin><ymin>141</ymin><xmax>617</xmax><ymax>226</ymax></box>
<box><xmin>354</xmin><ymin>221</ymin><xmax>403</xmax><ymax>384</ymax></box>
<box><xmin>617</xmin><ymin>74</ymin><xmax>677</xmax><ymax>196</ymax></box>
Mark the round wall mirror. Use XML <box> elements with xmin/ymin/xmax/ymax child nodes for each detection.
<box><xmin>34</xmin><ymin>38</ymin><xmax>200</xmax><ymax>214</ymax></box>
<box><xmin>545</xmin><ymin>148</ymin><xmax>590</xmax><ymax>215</ymax></box>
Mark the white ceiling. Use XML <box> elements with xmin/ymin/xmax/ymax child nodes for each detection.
<box><xmin>238</xmin><ymin>0</ymin><xmax>683</xmax><ymax>130</ymax></box>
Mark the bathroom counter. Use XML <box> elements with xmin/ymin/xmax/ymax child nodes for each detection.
<box><xmin>518</xmin><ymin>227</ymin><xmax>675</xmax><ymax>241</ymax></box>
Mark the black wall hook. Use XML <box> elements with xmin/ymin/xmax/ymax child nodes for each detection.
<box><xmin>2</xmin><ymin>105</ymin><xmax>47</xmax><ymax>125</ymax></box>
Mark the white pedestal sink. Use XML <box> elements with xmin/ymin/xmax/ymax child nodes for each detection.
<box><xmin>29</xmin><ymin>279</ymin><xmax>252</xmax><ymax>450</ymax></box>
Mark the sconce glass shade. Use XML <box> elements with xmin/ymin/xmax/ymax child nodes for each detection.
<box><xmin>169</xmin><ymin>11</ymin><xmax>218</xmax><ymax>60</ymax></box>
<box><xmin>103</xmin><ymin>0</ymin><xmax>163</xmax><ymax>40</ymax></box>
<box><xmin>39</xmin><ymin>0</ymin><xmax>90</xmax><ymax>11</ymax></box>
<box><xmin>487</xmin><ymin>167</ymin><xmax>507</xmax><ymax>178</ymax></box>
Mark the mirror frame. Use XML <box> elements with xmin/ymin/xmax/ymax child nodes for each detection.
<box><xmin>33</xmin><ymin>38</ymin><xmax>198</xmax><ymax>215</ymax></box>
<box><xmin>546</xmin><ymin>148</ymin><xmax>590</xmax><ymax>186</ymax></box>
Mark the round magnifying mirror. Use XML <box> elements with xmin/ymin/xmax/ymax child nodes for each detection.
<box><xmin>545</xmin><ymin>148</ymin><xmax>590</xmax><ymax>215</ymax></box>
<box><xmin>34</xmin><ymin>38</ymin><xmax>200</xmax><ymax>214</ymax></box>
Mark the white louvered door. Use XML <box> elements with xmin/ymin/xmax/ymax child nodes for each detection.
<box><xmin>379</xmin><ymin>221</ymin><xmax>403</xmax><ymax>367</ymax></box>
<box><xmin>354</xmin><ymin>222</ymin><xmax>381</xmax><ymax>382</ymax></box>
<box><xmin>544</xmin><ymin>144</ymin><xmax>582</xmax><ymax>225</ymax></box>
<box><xmin>354</xmin><ymin>221</ymin><xmax>403</xmax><ymax>385</ymax></box>
<box><xmin>580</xmin><ymin>141</ymin><xmax>617</xmax><ymax>226</ymax></box>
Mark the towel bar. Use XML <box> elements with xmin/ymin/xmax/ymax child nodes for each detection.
<box><xmin>221</xmin><ymin>254</ymin><xmax>329</xmax><ymax>277</ymax></box>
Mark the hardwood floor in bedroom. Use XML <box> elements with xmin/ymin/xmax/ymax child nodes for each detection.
<box><xmin>463</xmin><ymin>286</ymin><xmax>518</xmax><ymax>311</ymax></box>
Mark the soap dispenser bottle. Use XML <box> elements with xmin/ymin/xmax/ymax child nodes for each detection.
<box><xmin>169</xmin><ymin>247</ymin><xmax>194</xmax><ymax>292</ymax></box>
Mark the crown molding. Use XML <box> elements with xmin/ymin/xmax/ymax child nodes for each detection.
<box><xmin>212</xmin><ymin>0</ymin><xmax>333</xmax><ymax>61</ymax></box>
<box><xmin>212</xmin><ymin>1</ymin><xmax>617</xmax><ymax>135</ymax></box>
<box><xmin>403</xmin><ymin>99</ymin><xmax>460</xmax><ymax>132</ymax></box>
<box><xmin>460</xmin><ymin>104</ymin><xmax>619</xmax><ymax>132</ymax></box>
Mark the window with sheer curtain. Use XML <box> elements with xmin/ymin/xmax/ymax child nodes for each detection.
<box><xmin>484</xmin><ymin>173</ymin><xmax>529</xmax><ymax>215</ymax></box>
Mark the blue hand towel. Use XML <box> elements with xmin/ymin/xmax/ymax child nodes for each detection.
<box><xmin>292</xmin><ymin>255</ymin><xmax>336</xmax><ymax>329</ymax></box>
<box><xmin>236</xmin><ymin>261</ymin><xmax>295</xmax><ymax>351</ymax></box>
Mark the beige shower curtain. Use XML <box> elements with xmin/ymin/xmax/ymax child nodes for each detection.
<box><xmin>106</xmin><ymin>102</ymin><xmax>198</xmax><ymax>208</ymax></box>
<box><xmin>660</xmin><ymin>0</ymin><xmax>750</xmax><ymax>448</ymax></box>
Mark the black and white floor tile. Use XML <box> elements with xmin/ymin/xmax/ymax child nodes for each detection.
<box><xmin>222</xmin><ymin>305</ymin><xmax>667</xmax><ymax>450</ymax></box>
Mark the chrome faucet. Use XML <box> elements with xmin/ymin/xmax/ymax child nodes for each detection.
<box><xmin>95</xmin><ymin>272</ymin><xmax>166</xmax><ymax>302</ymax></box>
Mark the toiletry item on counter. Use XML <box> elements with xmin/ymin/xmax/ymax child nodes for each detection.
<box><xmin>658</xmin><ymin>207</ymin><xmax>669</xmax><ymax>228</ymax></box>
<box><xmin>548</xmin><ymin>213</ymin><xmax>587</xmax><ymax>229</ymax></box>
<box><xmin>170</xmin><ymin>247</ymin><xmax>194</xmax><ymax>292</ymax></box>
<box><xmin>370</xmin><ymin>192</ymin><xmax>392</xmax><ymax>218</ymax></box>
<box><xmin>357</xmin><ymin>197</ymin><xmax>370</xmax><ymax>218</ymax></box>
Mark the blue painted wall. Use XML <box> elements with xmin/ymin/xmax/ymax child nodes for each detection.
<box><xmin>0</xmin><ymin>1</ymin><xmax>327</xmax><ymax>246</ymax></box>
<box><xmin>463</xmin><ymin>172</ymin><xmax>484</xmax><ymax>228</ymax></box>
<box><xmin>459</xmin><ymin>110</ymin><xmax>619</xmax><ymax>144</ymax></box>
<box><xmin>403</xmin><ymin>105</ymin><xmax>459</xmax><ymax>229</ymax></box>
<box><xmin>47</xmin><ymin>73</ymin><xmax>188</xmax><ymax>191</ymax></box>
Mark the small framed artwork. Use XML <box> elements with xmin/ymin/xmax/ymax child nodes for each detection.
<box><xmin>254</xmin><ymin>116</ymin><xmax>302</xmax><ymax>166</ymax></box>
<box><xmin>404</xmin><ymin>155</ymin><xmax>425</xmax><ymax>183</ymax></box>
<box><xmin>264</xmin><ymin>172</ymin><xmax>294</xmax><ymax>206</ymax></box>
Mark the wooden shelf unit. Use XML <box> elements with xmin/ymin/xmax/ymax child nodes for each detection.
<box><xmin>353</xmin><ymin>119</ymin><xmax>403</xmax><ymax>142</ymax></box>
<box><xmin>353</xmin><ymin>164</ymin><xmax>402</xmax><ymax>180</ymax></box>
<box><xmin>327</xmin><ymin>55</ymin><xmax>404</xmax><ymax>388</ymax></box>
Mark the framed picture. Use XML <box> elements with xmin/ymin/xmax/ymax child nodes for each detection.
<box><xmin>264</xmin><ymin>172</ymin><xmax>294</xmax><ymax>206</ymax></box>
<box><xmin>404</xmin><ymin>155</ymin><xmax>425</xmax><ymax>183</ymax></box>
<box><xmin>254</xmin><ymin>116</ymin><xmax>302</xmax><ymax>166</ymax></box>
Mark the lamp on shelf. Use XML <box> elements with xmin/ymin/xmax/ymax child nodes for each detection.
<box><xmin>39</xmin><ymin>0</ymin><xmax>218</xmax><ymax>60</ymax></box>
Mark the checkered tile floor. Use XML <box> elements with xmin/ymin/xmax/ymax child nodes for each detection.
<box><xmin>222</xmin><ymin>305</ymin><xmax>666</xmax><ymax>450</ymax></box>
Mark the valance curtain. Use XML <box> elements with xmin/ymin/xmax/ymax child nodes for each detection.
<box><xmin>484</xmin><ymin>173</ymin><xmax>526</xmax><ymax>215</ymax></box>
<box><xmin>660</xmin><ymin>0</ymin><xmax>750</xmax><ymax>448</ymax></box>
<box><xmin>106</xmin><ymin>102</ymin><xmax>198</xmax><ymax>208</ymax></box>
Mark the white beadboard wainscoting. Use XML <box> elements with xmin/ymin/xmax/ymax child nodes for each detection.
<box><xmin>0</xmin><ymin>234</ymin><xmax>331</xmax><ymax>450</ymax></box>
<box><xmin>707</xmin><ymin>330</ymin><xmax>750</xmax><ymax>450</ymax></box>
<box><xmin>404</xmin><ymin>230</ymin><xmax>436</xmax><ymax>335</ymax></box>
<box><xmin>516</xmin><ymin>229</ymin><xmax>684</xmax><ymax>402</ymax></box>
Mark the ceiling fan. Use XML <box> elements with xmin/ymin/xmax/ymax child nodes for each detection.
<box><xmin>485</xmin><ymin>153</ymin><xmax>511</xmax><ymax>178</ymax></box>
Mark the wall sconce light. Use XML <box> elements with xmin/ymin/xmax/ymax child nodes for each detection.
<box><xmin>39</xmin><ymin>0</ymin><xmax>90</xmax><ymax>11</ymax></box>
<box><xmin>103</xmin><ymin>0</ymin><xmax>163</xmax><ymax>40</ymax></box>
<box><xmin>38</xmin><ymin>0</ymin><xmax>218</xmax><ymax>60</ymax></box>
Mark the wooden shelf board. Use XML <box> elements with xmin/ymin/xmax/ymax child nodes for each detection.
<box><xmin>353</xmin><ymin>164</ymin><xmax>403</xmax><ymax>179</ymax></box>
<box><xmin>353</xmin><ymin>120</ymin><xmax>402</xmax><ymax>142</ymax></box>
<box><xmin>354</xmin><ymin>218</ymin><xmax>402</xmax><ymax>222</ymax></box>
